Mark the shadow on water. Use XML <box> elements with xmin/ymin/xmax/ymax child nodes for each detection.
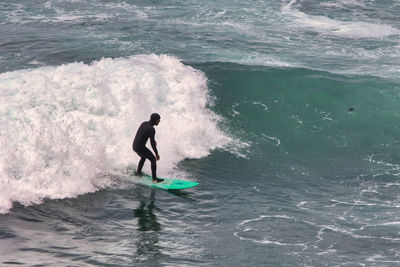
<box><xmin>133</xmin><ymin>189</ymin><xmax>164</xmax><ymax>265</ymax></box>
<box><xmin>134</xmin><ymin>190</ymin><xmax>161</xmax><ymax>232</ymax></box>
<box><xmin>132</xmin><ymin>187</ymin><xmax>197</xmax><ymax>265</ymax></box>
<box><xmin>166</xmin><ymin>189</ymin><xmax>196</xmax><ymax>199</ymax></box>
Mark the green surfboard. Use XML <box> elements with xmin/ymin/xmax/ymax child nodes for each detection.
<box><xmin>132</xmin><ymin>174</ymin><xmax>199</xmax><ymax>190</ymax></box>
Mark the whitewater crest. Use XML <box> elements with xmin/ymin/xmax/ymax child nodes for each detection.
<box><xmin>283</xmin><ymin>0</ymin><xmax>400</xmax><ymax>39</ymax></box>
<box><xmin>0</xmin><ymin>54</ymin><xmax>232</xmax><ymax>213</ymax></box>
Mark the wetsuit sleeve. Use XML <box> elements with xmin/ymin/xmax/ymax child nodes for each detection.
<box><xmin>150</xmin><ymin>128</ymin><xmax>158</xmax><ymax>155</ymax></box>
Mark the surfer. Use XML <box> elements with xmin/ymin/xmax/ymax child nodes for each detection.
<box><xmin>132</xmin><ymin>113</ymin><xmax>164</xmax><ymax>183</ymax></box>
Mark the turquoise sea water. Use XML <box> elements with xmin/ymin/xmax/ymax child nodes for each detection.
<box><xmin>1</xmin><ymin>0</ymin><xmax>400</xmax><ymax>266</ymax></box>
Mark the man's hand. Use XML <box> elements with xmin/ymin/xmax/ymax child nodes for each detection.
<box><xmin>156</xmin><ymin>154</ymin><xmax>160</xmax><ymax>161</ymax></box>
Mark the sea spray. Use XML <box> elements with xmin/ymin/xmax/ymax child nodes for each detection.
<box><xmin>0</xmin><ymin>54</ymin><xmax>232</xmax><ymax>213</ymax></box>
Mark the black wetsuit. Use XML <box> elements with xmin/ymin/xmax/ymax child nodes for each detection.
<box><xmin>132</xmin><ymin>120</ymin><xmax>159</xmax><ymax>179</ymax></box>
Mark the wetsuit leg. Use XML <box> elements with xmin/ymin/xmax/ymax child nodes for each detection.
<box><xmin>134</xmin><ymin>147</ymin><xmax>157</xmax><ymax>179</ymax></box>
<box><xmin>137</xmin><ymin>156</ymin><xmax>146</xmax><ymax>175</ymax></box>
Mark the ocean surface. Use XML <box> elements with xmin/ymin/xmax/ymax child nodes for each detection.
<box><xmin>1</xmin><ymin>0</ymin><xmax>400</xmax><ymax>266</ymax></box>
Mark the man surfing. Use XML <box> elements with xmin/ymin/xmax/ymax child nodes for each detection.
<box><xmin>132</xmin><ymin>113</ymin><xmax>164</xmax><ymax>183</ymax></box>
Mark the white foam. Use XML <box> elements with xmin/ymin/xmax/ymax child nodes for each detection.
<box><xmin>261</xmin><ymin>134</ymin><xmax>281</xmax><ymax>146</ymax></box>
<box><xmin>320</xmin><ymin>0</ymin><xmax>367</xmax><ymax>9</ymax></box>
<box><xmin>234</xmin><ymin>214</ymin><xmax>311</xmax><ymax>247</ymax></box>
<box><xmin>0</xmin><ymin>54</ymin><xmax>232</xmax><ymax>213</ymax></box>
<box><xmin>283</xmin><ymin>1</ymin><xmax>400</xmax><ymax>39</ymax></box>
<box><xmin>53</xmin><ymin>13</ymin><xmax>112</xmax><ymax>23</ymax></box>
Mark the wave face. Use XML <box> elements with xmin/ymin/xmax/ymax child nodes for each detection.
<box><xmin>199</xmin><ymin>63</ymin><xmax>400</xmax><ymax>173</ymax></box>
<box><xmin>0</xmin><ymin>54</ymin><xmax>231</xmax><ymax>213</ymax></box>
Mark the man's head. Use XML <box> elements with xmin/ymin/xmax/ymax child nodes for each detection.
<box><xmin>150</xmin><ymin>113</ymin><xmax>161</xmax><ymax>126</ymax></box>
